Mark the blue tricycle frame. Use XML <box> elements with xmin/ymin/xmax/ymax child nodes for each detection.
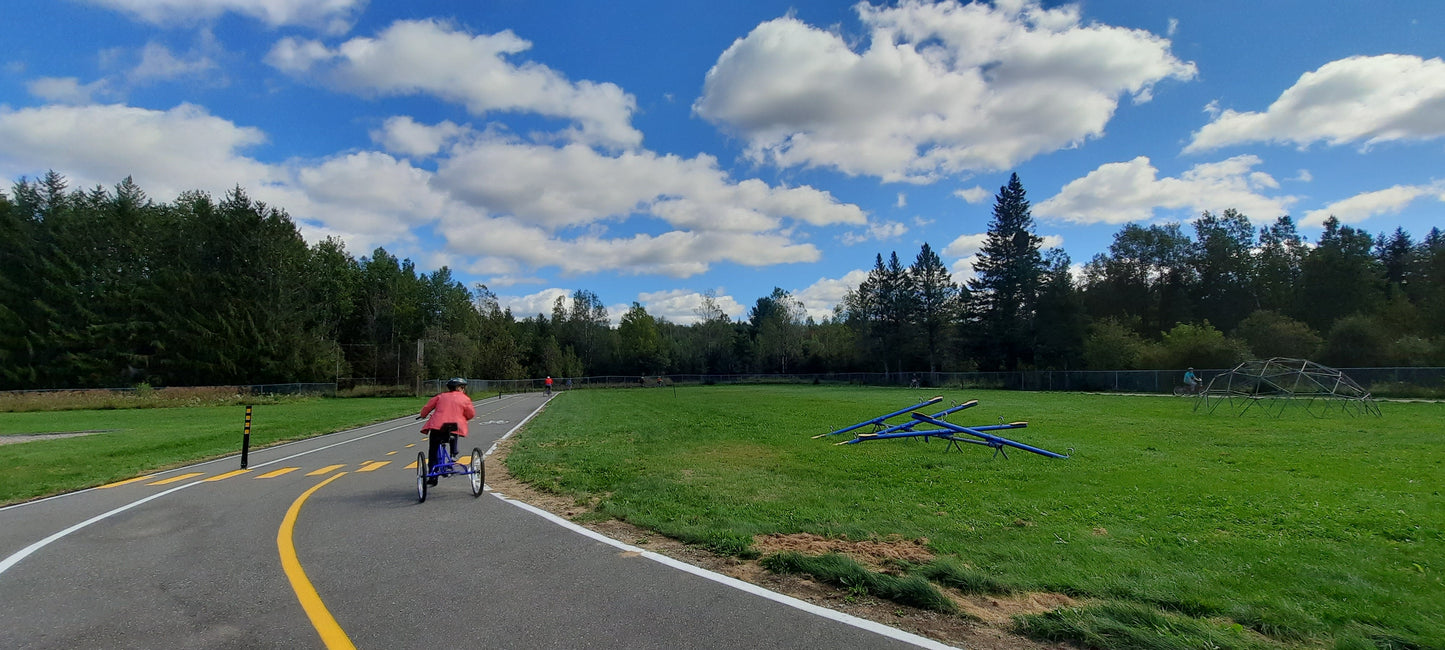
<box><xmin>416</xmin><ymin>426</ymin><xmax>485</xmax><ymax>502</ymax></box>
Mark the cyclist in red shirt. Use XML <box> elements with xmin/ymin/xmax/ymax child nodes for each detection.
<box><xmin>419</xmin><ymin>377</ymin><xmax>476</xmax><ymax>484</ymax></box>
<box><xmin>544</xmin><ymin>375</ymin><xmax>553</xmax><ymax>396</ymax></box>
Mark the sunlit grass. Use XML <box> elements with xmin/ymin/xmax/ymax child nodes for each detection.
<box><xmin>506</xmin><ymin>385</ymin><xmax>1444</xmax><ymax>648</ymax></box>
<box><xmin>0</xmin><ymin>397</ymin><xmax>418</xmax><ymax>504</ymax></box>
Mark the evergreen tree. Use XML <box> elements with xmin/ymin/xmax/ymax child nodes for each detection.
<box><xmin>968</xmin><ymin>173</ymin><xmax>1043</xmax><ymax>370</ymax></box>
<box><xmin>909</xmin><ymin>242</ymin><xmax>960</xmax><ymax>375</ymax></box>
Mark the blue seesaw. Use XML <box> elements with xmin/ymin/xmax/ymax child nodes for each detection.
<box><xmin>910</xmin><ymin>413</ymin><xmax>1070</xmax><ymax>459</ymax></box>
<box><xmin>811</xmin><ymin>395</ymin><xmax>945</xmax><ymax>439</ymax></box>
<box><xmin>822</xmin><ymin>397</ymin><xmax>1070</xmax><ymax>460</ymax></box>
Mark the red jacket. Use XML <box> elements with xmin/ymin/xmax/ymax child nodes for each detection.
<box><xmin>420</xmin><ymin>391</ymin><xmax>476</xmax><ymax>437</ymax></box>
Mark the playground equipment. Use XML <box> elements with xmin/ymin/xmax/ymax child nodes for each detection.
<box><xmin>812</xmin><ymin>396</ymin><xmax>944</xmax><ymax>439</ymax></box>
<box><xmin>1196</xmin><ymin>357</ymin><xmax>1381</xmax><ymax>418</ymax></box>
<box><xmin>823</xmin><ymin>397</ymin><xmax>1069</xmax><ymax>459</ymax></box>
<box><xmin>909</xmin><ymin>413</ymin><xmax>1070</xmax><ymax>459</ymax></box>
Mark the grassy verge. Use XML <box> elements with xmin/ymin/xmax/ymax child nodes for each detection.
<box><xmin>505</xmin><ymin>385</ymin><xmax>1444</xmax><ymax>649</ymax></box>
<box><xmin>0</xmin><ymin>397</ymin><xmax>419</xmax><ymax>505</ymax></box>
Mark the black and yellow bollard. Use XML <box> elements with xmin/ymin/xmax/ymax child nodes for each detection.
<box><xmin>241</xmin><ymin>405</ymin><xmax>252</xmax><ymax>468</ymax></box>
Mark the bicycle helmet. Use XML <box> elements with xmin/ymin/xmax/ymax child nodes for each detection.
<box><xmin>446</xmin><ymin>377</ymin><xmax>467</xmax><ymax>390</ymax></box>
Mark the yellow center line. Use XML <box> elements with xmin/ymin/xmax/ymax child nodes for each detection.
<box><xmin>257</xmin><ymin>467</ymin><xmax>300</xmax><ymax>479</ymax></box>
<box><xmin>306</xmin><ymin>464</ymin><xmax>346</xmax><ymax>476</ymax></box>
<box><xmin>99</xmin><ymin>475</ymin><xmax>157</xmax><ymax>489</ymax></box>
<box><xmin>356</xmin><ymin>461</ymin><xmax>389</xmax><ymax>473</ymax></box>
<box><xmin>278</xmin><ymin>472</ymin><xmax>356</xmax><ymax>650</ymax></box>
<box><xmin>149</xmin><ymin>472</ymin><xmax>204</xmax><ymax>486</ymax></box>
<box><xmin>204</xmin><ymin>469</ymin><xmax>251</xmax><ymax>482</ymax></box>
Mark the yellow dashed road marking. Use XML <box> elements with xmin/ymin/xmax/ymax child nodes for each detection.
<box><xmin>306</xmin><ymin>464</ymin><xmax>345</xmax><ymax>476</ymax></box>
<box><xmin>149</xmin><ymin>473</ymin><xmax>204</xmax><ymax>486</ymax></box>
<box><xmin>356</xmin><ymin>461</ymin><xmax>389</xmax><ymax>473</ymax></box>
<box><xmin>385</xmin><ymin>451</ymin><xmax>397</xmax><ymax>456</ymax></box>
<box><xmin>99</xmin><ymin>475</ymin><xmax>156</xmax><ymax>489</ymax></box>
<box><xmin>204</xmin><ymin>469</ymin><xmax>251</xmax><ymax>482</ymax></box>
<box><xmin>257</xmin><ymin>467</ymin><xmax>300</xmax><ymax>479</ymax></box>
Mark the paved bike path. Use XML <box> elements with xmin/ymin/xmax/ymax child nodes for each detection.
<box><xmin>0</xmin><ymin>393</ymin><xmax>950</xmax><ymax>649</ymax></box>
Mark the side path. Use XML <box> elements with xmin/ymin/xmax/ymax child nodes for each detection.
<box><xmin>0</xmin><ymin>393</ymin><xmax>954</xmax><ymax>649</ymax></box>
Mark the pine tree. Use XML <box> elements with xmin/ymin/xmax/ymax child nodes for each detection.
<box><xmin>909</xmin><ymin>242</ymin><xmax>960</xmax><ymax>375</ymax></box>
<box><xmin>968</xmin><ymin>173</ymin><xmax>1044</xmax><ymax>370</ymax></box>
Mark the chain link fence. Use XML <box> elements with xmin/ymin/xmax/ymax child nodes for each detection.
<box><xmin>439</xmin><ymin>368</ymin><xmax>1445</xmax><ymax>398</ymax></box>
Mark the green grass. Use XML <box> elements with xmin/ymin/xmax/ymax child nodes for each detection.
<box><xmin>760</xmin><ymin>551</ymin><xmax>958</xmax><ymax>613</ymax></box>
<box><xmin>0</xmin><ymin>397</ymin><xmax>419</xmax><ymax>505</ymax></box>
<box><xmin>505</xmin><ymin>385</ymin><xmax>1444</xmax><ymax>649</ymax></box>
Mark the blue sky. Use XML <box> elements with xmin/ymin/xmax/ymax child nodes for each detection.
<box><xmin>3</xmin><ymin>1</ymin><xmax>1443</xmax><ymax>325</ymax></box>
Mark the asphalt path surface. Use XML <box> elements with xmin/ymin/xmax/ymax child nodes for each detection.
<box><xmin>0</xmin><ymin>393</ymin><xmax>951</xmax><ymax>649</ymax></box>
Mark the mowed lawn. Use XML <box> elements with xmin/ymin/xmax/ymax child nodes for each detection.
<box><xmin>0</xmin><ymin>397</ymin><xmax>420</xmax><ymax>505</ymax></box>
<box><xmin>507</xmin><ymin>385</ymin><xmax>1443</xmax><ymax>648</ymax></box>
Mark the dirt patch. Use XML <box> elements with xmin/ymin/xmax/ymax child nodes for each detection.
<box><xmin>0</xmin><ymin>430</ymin><xmax>115</xmax><ymax>445</ymax></box>
<box><xmin>485</xmin><ymin>435</ymin><xmax>1073</xmax><ymax>650</ymax></box>
<box><xmin>955</xmin><ymin>592</ymin><xmax>1078</xmax><ymax>627</ymax></box>
<box><xmin>753</xmin><ymin>532</ymin><xmax>935</xmax><ymax>572</ymax></box>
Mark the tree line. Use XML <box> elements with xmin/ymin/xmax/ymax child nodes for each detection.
<box><xmin>2</xmin><ymin>171</ymin><xmax>1442</xmax><ymax>390</ymax></box>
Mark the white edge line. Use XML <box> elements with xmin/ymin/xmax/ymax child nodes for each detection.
<box><xmin>0</xmin><ymin>481</ymin><xmax>200</xmax><ymax>575</ymax></box>
<box><xmin>492</xmin><ymin>493</ymin><xmax>958</xmax><ymax>650</ymax></box>
<box><xmin>481</xmin><ymin>394</ymin><xmax>957</xmax><ymax>650</ymax></box>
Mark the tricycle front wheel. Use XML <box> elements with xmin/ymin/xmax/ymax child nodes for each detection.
<box><xmin>469</xmin><ymin>448</ymin><xmax>484</xmax><ymax>497</ymax></box>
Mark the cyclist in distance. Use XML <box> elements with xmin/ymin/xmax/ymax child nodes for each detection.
<box><xmin>544</xmin><ymin>375</ymin><xmax>553</xmax><ymax>396</ymax></box>
<box><xmin>419</xmin><ymin>377</ymin><xmax>476</xmax><ymax>484</ymax></box>
<box><xmin>1183</xmin><ymin>367</ymin><xmax>1201</xmax><ymax>394</ymax></box>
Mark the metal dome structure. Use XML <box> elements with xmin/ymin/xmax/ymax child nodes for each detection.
<box><xmin>1196</xmin><ymin>357</ymin><xmax>1381</xmax><ymax>417</ymax></box>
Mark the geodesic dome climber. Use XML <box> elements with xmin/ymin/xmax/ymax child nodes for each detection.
<box><xmin>1196</xmin><ymin>358</ymin><xmax>1380</xmax><ymax>417</ymax></box>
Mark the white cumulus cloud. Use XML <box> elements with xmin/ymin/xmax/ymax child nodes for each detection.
<box><xmin>0</xmin><ymin>100</ymin><xmax>867</xmax><ymax>282</ymax></box>
<box><xmin>84</xmin><ymin>0</ymin><xmax>363</xmax><ymax>33</ymax></box>
<box><xmin>638</xmin><ymin>289</ymin><xmax>746</xmax><ymax>325</ymax></box>
<box><xmin>1302</xmin><ymin>184</ymin><xmax>1442</xmax><ymax>227</ymax></box>
<box><xmin>267</xmin><ymin>19</ymin><xmax>643</xmax><ymax>148</ymax></box>
<box><xmin>129</xmin><ymin>42</ymin><xmax>218</xmax><ymax>83</ymax></box>
<box><xmin>1035</xmin><ymin>155</ymin><xmax>1295</xmax><ymax>224</ymax></box>
<box><xmin>795</xmin><ymin>270</ymin><xmax>870</xmax><ymax>321</ymax></box>
<box><xmin>694</xmin><ymin>0</ymin><xmax>1195</xmax><ymax>182</ymax></box>
<box><xmin>432</xmin><ymin>139</ymin><xmax>865</xmax><ymax>234</ymax></box>
<box><xmin>0</xmin><ymin>103</ymin><xmax>274</xmax><ymax>198</ymax></box>
<box><xmin>1187</xmin><ymin>54</ymin><xmax>1445</xmax><ymax>152</ymax></box>
<box><xmin>370</xmin><ymin>116</ymin><xmax>469</xmax><ymax>158</ymax></box>
<box><xmin>26</xmin><ymin>77</ymin><xmax>111</xmax><ymax>104</ymax></box>
<box><xmin>954</xmin><ymin>185</ymin><xmax>990</xmax><ymax>203</ymax></box>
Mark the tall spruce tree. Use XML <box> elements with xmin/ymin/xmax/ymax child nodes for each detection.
<box><xmin>968</xmin><ymin>173</ymin><xmax>1044</xmax><ymax>370</ymax></box>
<box><xmin>909</xmin><ymin>242</ymin><xmax>960</xmax><ymax>375</ymax></box>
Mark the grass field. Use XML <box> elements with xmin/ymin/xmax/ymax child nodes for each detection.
<box><xmin>0</xmin><ymin>397</ymin><xmax>419</xmax><ymax>505</ymax></box>
<box><xmin>505</xmin><ymin>385</ymin><xmax>1443</xmax><ymax>649</ymax></box>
